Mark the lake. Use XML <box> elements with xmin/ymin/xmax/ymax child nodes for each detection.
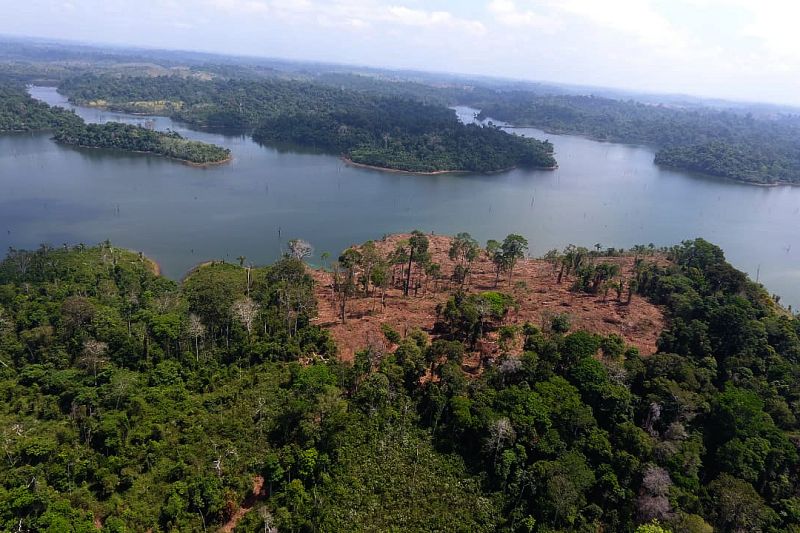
<box><xmin>1</xmin><ymin>87</ymin><xmax>799</xmax><ymax>308</ymax></box>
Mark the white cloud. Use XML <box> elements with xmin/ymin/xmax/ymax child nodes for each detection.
<box><xmin>203</xmin><ymin>0</ymin><xmax>485</xmax><ymax>35</ymax></box>
<box><xmin>206</xmin><ymin>0</ymin><xmax>269</xmax><ymax>14</ymax></box>
<box><xmin>739</xmin><ymin>0</ymin><xmax>800</xmax><ymax>61</ymax></box>
<box><xmin>387</xmin><ymin>5</ymin><xmax>485</xmax><ymax>34</ymax></box>
<box><xmin>541</xmin><ymin>0</ymin><xmax>687</xmax><ymax>48</ymax></box>
<box><xmin>489</xmin><ymin>0</ymin><xmax>561</xmax><ymax>31</ymax></box>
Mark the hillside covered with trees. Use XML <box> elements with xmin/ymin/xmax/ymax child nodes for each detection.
<box><xmin>57</xmin><ymin>74</ymin><xmax>556</xmax><ymax>173</ymax></box>
<box><xmin>2</xmin><ymin>233</ymin><xmax>800</xmax><ymax>532</ymax></box>
<box><xmin>0</xmin><ymin>83</ymin><xmax>230</xmax><ymax>165</ymax></box>
<box><xmin>476</xmin><ymin>93</ymin><xmax>800</xmax><ymax>184</ymax></box>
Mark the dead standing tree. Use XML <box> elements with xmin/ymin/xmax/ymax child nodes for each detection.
<box><xmin>287</xmin><ymin>239</ymin><xmax>314</xmax><ymax>261</ymax></box>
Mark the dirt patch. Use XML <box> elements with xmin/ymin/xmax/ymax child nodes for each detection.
<box><xmin>311</xmin><ymin>234</ymin><xmax>666</xmax><ymax>362</ymax></box>
<box><xmin>218</xmin><ymin>475</ymin><xmax>266</xmax><ymax>533</ymax></box>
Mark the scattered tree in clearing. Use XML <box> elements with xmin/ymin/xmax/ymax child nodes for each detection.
<box><xmin>335</xmin><ymin>248</ymin><xmax>361</xmax><ymax>323</ymax></box>
<box><xmin>403</xmin><ymin>230</ymin><xmax>430</xmax><ymax>297</ymax></box>
<box><xmin>448</xmin><ymin>232</ymin><xmax>480</xmax><ymax>288</ymax></box>
<box><xmin>500</xmin><ymin>234</ymin><xmax>528</xmax><ymax>285</ymax></box>
<box><xmin>358</xmin><ymin>241</ymin><xmax>381</xmax><ymax>296</ymax></box>
<box><xmin>487</xmin><ymin>234</ymin><xmax>529</xmax><ymax>286</ymax></box>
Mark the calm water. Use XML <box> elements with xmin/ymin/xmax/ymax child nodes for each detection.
<box><xmin>1</xmin><ymin>88</ymin><xmax>798</xmax><ymax>307</ymax></box>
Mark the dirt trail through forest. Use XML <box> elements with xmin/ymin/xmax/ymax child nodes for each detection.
<box><xmin>218</xmin><ymin>475</ymin><xmax>266</xmax><ymax>533</ymax></box>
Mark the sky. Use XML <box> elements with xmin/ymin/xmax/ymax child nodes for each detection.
<box><xmin>2</xmin><ymin>0</ymin><xmax>800</xmax><ymax>106</ymax></box>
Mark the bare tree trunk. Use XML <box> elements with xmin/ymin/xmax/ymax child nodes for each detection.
<box><xmin>404</xmin><ymin>252</ymin><xmax>413</xmax><ymax>296</ymax></box>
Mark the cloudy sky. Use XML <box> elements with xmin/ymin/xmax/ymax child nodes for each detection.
<box><xmin>2</xmin><ymin>0</ymin><xmax>800</xmax><ymax>105</ymax></box>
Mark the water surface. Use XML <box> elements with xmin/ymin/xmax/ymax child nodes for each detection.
<box><xmin>1</xmin><ymin>88</ymin><xmax>798</xmax><ymax>308</ymax></box>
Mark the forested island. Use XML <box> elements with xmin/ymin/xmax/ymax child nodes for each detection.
<box><xmin>58</xmin><ymin>74</ymin><xmax>556</xmax><ymax>173</ymax></box>
<box><xmin>0</xmin><ymin>83</ymin><xmax>230</xmax><ymax>165</ymax></box>
<box><xmin>2</xmin><ymin>233</ymin><xmax>800</xmax><ymax>532</ymax></box>
<box><xmin>53</xmin><ymin>122</ymin><xmax>231</xmax><ymax>166</ymax></box>
<box><xmin>475</xmin><ymin>93</ymin><xmax>800</xmax><ymax>185</ymax></box>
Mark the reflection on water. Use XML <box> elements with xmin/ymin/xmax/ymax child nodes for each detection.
<box><xmin>0</xmin><ymin>88</ymin><xmax>798</xmax><ymax>309</ymax></box>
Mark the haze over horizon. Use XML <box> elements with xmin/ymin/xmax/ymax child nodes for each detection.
<box><xmin>2</xmin><ymin>0</ymin><xmax>800</xmax><ymax>107</ymax></box>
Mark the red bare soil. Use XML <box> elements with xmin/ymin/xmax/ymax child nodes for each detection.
<box><xmin>218</xmin><ymin>475</ymin><xmax>266</xmax><ymax>533</ymax></box>
<box><xmin>311</xmin><ymin>234</ymin><xmax>666</xmax><ymax>364</ymax></box>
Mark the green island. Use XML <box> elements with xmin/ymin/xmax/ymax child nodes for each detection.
<box><xmin>53</xmin><ymin>123</ymin><xmax>231</xmax><ymax>166</ymax></box>
<box><xmin>2</xmin><ymin>233</ymin><xmax>800</xmax><ymax>532</ymax></box>
<box><xmin>0</xmin><ymin>83</ymin><xmax>230</xmax><ymax>166</ymax></box>
<box><xmin>474</xmin><ymin>93</ymin><xmax>800</xmax><ymax>185</ymax></box>
<box><xmin>57</xmin><ymin>74</ymin><xmax>556</xmax><ymax>173</ymax></box>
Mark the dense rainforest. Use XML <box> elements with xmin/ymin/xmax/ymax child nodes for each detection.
<box><xmin>475</xmin><ymin>93</ymin><xmax>800</xmax><ymax>184</ymax></box>
<box><xmin>57</xmin><ymin>74</ymin><xmax>556</xmax><ymax>173</ymax></box>
<box><xmin>2</xmin><ymin>234</ymin><xmax>800</xmax><ymax>532</ymax></box>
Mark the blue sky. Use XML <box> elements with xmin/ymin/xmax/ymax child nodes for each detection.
<box><xmin>3</xmin><ymin>0</ymin><xmax>800</xmax><ymax>106</ymax></box>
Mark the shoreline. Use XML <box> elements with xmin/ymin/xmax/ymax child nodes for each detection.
<box><xmin>143</xmin><ymin>256</ymin><xmax>162</xmax><ymax>276</ymax></box>
<box><xmin>54</xmin><ymin>140</ymin><xmax>232</xmax><ymax>167</ymax></box>
<box><xmin>653</xmin><ymin>161</ymin><xmax>798</xmax><ymax>188</ymax></box>
<box><xmin>342</xmin><ymin>157</ymin><xmax>470</xmax><ymax>175</ymax></box>
<box><xmin>491</xmin><ymin>120</ymin><xmax>796</xmax><ymax>188</ymax></box>
<box><xmin>342</xmin><ymin>157</ymin><xmax>556</xmax><ymax>175</ymax></box>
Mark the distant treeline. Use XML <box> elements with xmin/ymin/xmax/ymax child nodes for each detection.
<box><xmin>475</xmin><ymin>93</ymin><xmax>800</xmax><ymax>184</ymax></box>
<box><xmin>58</xmin><ymin>74</ymin><xmax>556</xmax><ymax>173</ymax></box>
<box><xmin>0</xmin><ymin>83</ymin><xmax>230</xmax><ymax>165</ymax></box>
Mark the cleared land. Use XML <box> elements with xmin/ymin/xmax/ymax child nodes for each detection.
<box><xmin>311</xmin><ymin>234</ymin><xmax>665</xmax><ymax>367</ymax></box>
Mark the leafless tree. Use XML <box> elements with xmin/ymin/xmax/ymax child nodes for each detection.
<box><xmin>1</xmin><ymin>423</ymin><xmax>24</xmax><ymax>468</ymax></box>
<box><xmin>211</xmin><ymin>441</ymin><xmax>238</xmax><ymax>479</ymax></box>
<box><xmin>61</xmin><ymin>296</ymin><xmax>95</xmax><ymax>333</ymax></box>
<box><xmin>0</xmin><ymin>308</ymin><xmax>12</xmax><ymax>368</ymax></box>
<box><xmin>644</xmin><ymin>402</ymin><xmax>662</xmax><ymax>437</ymax></box>
<box><xmin>187</xmin><ymin>314</ymin><xmax>206</xmax><ymax>361</ymax></box>
<box><xmin>6</xmin><ymin>248</ymin><xmax>32</xmax><ymax>277</ymax></box>
<box><xmin>79</xmin><ymin>339</ymin><xmax>108</xmax><ymax>386</ymax></box>
<box><xmin>232</xmin><ymin>298</ymin><xmax>260</xmax><ymax>338</ymax></box>
<box><xmin>258</xmin><ymin>507</ymin><xmax>277</xmax><ymax>533</ymax></box>
<box><xmin>485</xmin><ymin>417</ymin><xmax>516</xmax><ymax>467</ymax></box>
<box><xmin>287</xmin><ymin>239</ymin><xmax>314</xmax><ymax>261</ymax></box>
<box><xmin>498</xmin><ymin>357</ymin><xmax>523</xmax><ymax>386</ymax></box>
<box><xmin>637</xmin><ymin>464</ymin><xmax>673</xmax><ymax>522</ymax></box>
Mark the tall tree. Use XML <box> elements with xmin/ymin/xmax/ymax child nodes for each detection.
<box><xmin>449</xmin><ymin>232</ymin><xmax>479</xmax><ymax>288</ymax></box>
<box><xmin>336</xmin><ymin>248</ymin><xmax>361</xmax><ymax>323</ymax></box>
<box><xmin>404</xmin><ymin>231</ymin><xmax>429</xmax><ymax>297</ymax></box>
<box><xmin>500</xmin><ymin>234</ymin><xmax>528</xmax><ymax>284</ymax></box>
